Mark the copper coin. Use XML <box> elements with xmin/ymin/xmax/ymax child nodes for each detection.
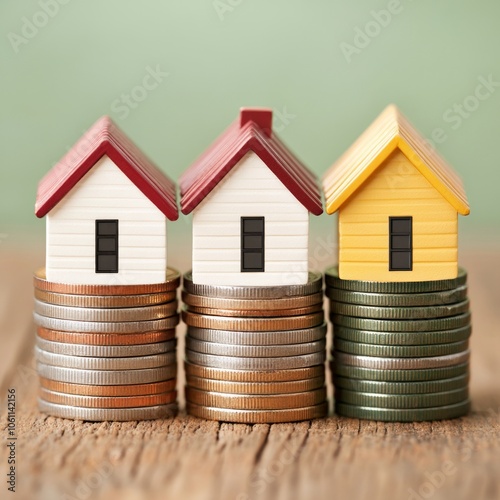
<box><xmin>187</xmin><ymin>402</ymin><xmax>328</xmax><ymax>423</ymax></box>
<box><xmin>181</xmin><ymin>309</ymin><xmax>324</xmax><ymax>332</ymax></box>
<box><xmin>35</xmin><ymin>289</ymin><xmax>177</xmax><ymax>308</ymax></box>
<box><xmin>40</xmin><ymin>388</ymin><xmax>178</xmax><ymax>408</ymax></box>
<box><xmin>184</xmin><ymin>362</ymin><xmax>325</xmax><ymax>382</ymax></box>
<box><xmin>185</xmin><ymin>387</ymin><xmax>327</xmax><ymax>410</ymax></box>
<box><xmin>181</xmin><ymin>291</ymin><xmax>324</xmax><ymax>311</ymax></box>
<box><xmin>39</xmin><ymin>378</ymin><xmax>176</xmax><ymax>396</ymax></box>
<box><xmin>37</xmin><ymin>327</ymin><xmax>177</xmax><ymax>345</ymax></box>
<box><xmin>185</xmin><ymin>303</ymin><xmax>323</xmax><ymax>318</ymax></box>
<box><xmin>34</xmin><ymin>268</ymin><xmax>180</xmax><ymax>295</ymax></box>
<box><xmin>186</xmin><ymin>376</ymin><xmax>325</xmax><ymax>395</ymax></box>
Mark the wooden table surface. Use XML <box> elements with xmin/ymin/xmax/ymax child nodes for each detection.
<box><xmin>1</xmin><ymin>244</ymin><xmax>499</xmax><ymax>500</ymax></box>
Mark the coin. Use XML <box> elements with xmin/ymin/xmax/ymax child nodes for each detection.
<box><xmin>334</xmin><ymin>387</ymin><xmax>468</xmax><ymax>409</ymax></box>
<box><xmin>186</xmin><ymin>402</ymin><xmax>328</xmax><ymax>423</ymax></box>
<box><xmin>35</xmin><ymin>347</ymin><xmax>176</xmax><ymax>370</ymax></box>
<box><xmin>40</xmin><ymin>388</ymin><xmax>177</xmax><ymax>408</ymax></box>
<box><xmin>326</xmin><ymin>286</ymin><xmax>468</xmax><ymax>307</ymax></box>
<box><xmin>333</xmin><ymin>338</ymin><xmax>469</xmax><ymax>358</ymax></box>
<box><xmin>183</xmin><ymin>271</ymin><xmax>323</xmax><ymax>299</ymax></box>
<box><xmin>38</xmin><ymin>399</ymin><xmax>178</xmax><ymax>421</ymax></box>
<box><xmin>182</xmin><ymin>291</ymin><xmax>324</xmax><ymax>311</ymax></box>
<box><xmin>34</xmin><ymin>268</ymin><xmax>180</xmax><ymax>295</ymax></box>
<box><xmin>186</xmin><ymin>303</ymin><xmax>323</xmax><ymax>318</ymax></box>
<box><xmin>331</xmin><ymin>361</ymin><xmax>469</xmax><ymax>382</ymax></box>
<box><xmin>334</xmin><ymin>350</ymin><xmax>470</xmax><ymax>370</ymax></box>
<box><xmin>34</xmin><ymin>300</ymin><xmax>178</xmax><ymax>322</ymax></box>
<box><xmin>333</xmin><ymin>374</ymin><xmax>469</xmax><ymax>394</ymax></box>
<box><xmin>37</xmin><ymin>327</ymin><xmax>177</xmax><ymax>345</ymax></box>
<box><xmin>182</xmin><ymin>309</ymin><xmax>324</xmax><ymax>332</ymax></box>
<box><xmin>186</xmin><ymin>337</ymin><xmax>326</xmax><ymax>358</ymax></box>
<box><xmin>331</xmin><ymin>312</ymin><xmax>471</xmax><ymax>332</ymax></box>
<box><xmin>186</xmin><ymin>376</ymin><xmax>325</xmax><ymax>395</ymax></box>
<box><xmin>39</xmin><ymin>377</ymin><xmax>177</xmax><ymax>396</ymax></box>
<box><xmin>325</xmin><ymin>266</ymin><xmax>467</xmax><ymax>293</ymax></box>
<box><xmin>34</xmin><ymin>313</ymin><xmax>179</xmax><ymax>333</ymax></box>
<box><xmin>36</xmin><ymin>363</ymin><xmax>177</xmax><ymax>385</ymax></box>
<box><xmin>186</xmin><ymin>350</ymin><xmax>326</xmax><ymax>370</ymax></box>
<box><xmin>335</xmin><ymin>400</ymin><xmax>470</xmax><ymax>422</ymax></box>
<box><xmin>185</xmin><ymin>362</ymin><xmax>325</xmax><ymax>382</ymax></box>
<box><xmin>332</xmin><ymin>325</ymin><xmax>472</xmax><ymax>346</ymax></box>
<box><xmin>330</xmin><ymin>300</ymin><xmax>470</xmax><ymax>320</ymax></box>
<box><xmin>186</xmin><ymin>387</ymin><xmax>326</xmax><ymax>410</ymax></box>
<box><xmin>34</xmin><ymin>289</ymin><xmax>177</xmax><ymax>308</ymax></box>
<box><xmin>36</xmin><ymin>336</ymin><xmax>176</xmax><ymax>357</ymax></box>
<box><xmin>186</xmin><ymin>325</ymin><xmax>327</xmax><ymax>346</ymax></box>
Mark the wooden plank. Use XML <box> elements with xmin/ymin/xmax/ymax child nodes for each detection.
<box><xmin>1</xmin><ymin>246</ymin><xmax>499</xmax><ymax>500</ymax></box>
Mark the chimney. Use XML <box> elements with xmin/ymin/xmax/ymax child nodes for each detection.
<box><xmin>239</xmin><ymin>108</ymin><xmax>273</xmax><ymax>137</ymax></box>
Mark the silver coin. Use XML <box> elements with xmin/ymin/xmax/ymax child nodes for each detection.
<box><xmin>186</xmin><ymin>337</ymin><xmax>326</xmax><ymax>358</ymax></box>
<box><xmin>334</xmin><ymin>350</ymin><xmax>470</xmax><ymax>370</ymax></box>
<box><xmin>326</xmin><ymin>285</ymin><xmax>468</xmax><ymax>307</ymax></box>
<box><xmin>36</xmin><ymin>363</ymin><xmax>177</xmax><ymax>385</ymax></box>
<box><xmin>38</xmin><ymin>399</ymin><xmax>178</xmax><ymax>421</ymax></box>
<box><xmin>33</xmin><ymin>313</ymin><xmax>179</xmax><ymax>333</ymax></box>
<box><xmin>186</xmin><ymin>324</ymin><xmax>327</xmax><ymax>346</ymax></box>
<box><xmin>34</xmin><ymin>299</ymin><xmax>178</xmax><ymax>322</ymax></box>
<box><xmin>185</xmin><ymin>350</ymin><xmax>326</xmax><ymax>370</ymax></box>
<box><xmin>35</xmin><ymin>336</ymin><xmax>177</xmax><ymax>357</ymax></box>
<box><xmin>330</xmin><ymin>300</ymin><xmax>470</xmax><ymax>320</ymax></box>
<box><xmin>183</xmin><ymin>271</ymin><xmax>323</xmax><ymax>298</ymax></box>
<box><xmin>35</xmin><ymin>347</ymin><xmax>177</xmax><ymax>370</ymax></box>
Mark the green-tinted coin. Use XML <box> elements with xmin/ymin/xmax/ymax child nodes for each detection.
<box><xmin>332</xmin><ymin>324</ymin><xmax>472</xmax><ymax>346</ymax></box>
<box><xmin>324</xmin><ymin>267</ymin><xmax>467</xmax><ymax>294</ymax></box>
<box><xmin>330</xmin><ymin>300</ymin><xmax>469</xmax><ymax>320</ymax></box>
<box><xmin>334</xmin><ymin>387</ymin><xmax>468</xmax><ymax>409</ymax></box>
<box><xmin>331</xmin><ymin>312</ymin><xmax>471</xmax><ymax>332</ymax></box>
<box><xmin>335</xmin><ymin>400</ymin><xmax>470</xmax><ymax>421</ymax></box>
<box><xmin>326</xmin><ymin>286</ymin><xmax>468</xmax><ymax>307</ymax></box>
<box><xmin>333</xmin><ymin>374</ymin><xmax>469</xmax><ymax>394</ymax></box>
<box><xmin>330</xmin><ymin>361</ymin><xmax>469</xmax><ymax>382</ymax></box>
<box><xmin>333</xmin><ymin>338</ymin><xmax>469</xmax><ymax>358</ymax></box>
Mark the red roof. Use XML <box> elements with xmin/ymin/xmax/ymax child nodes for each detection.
<box><xmin>179</xmin><ymin>108</ymin><xmax>323</xmax><ymax>215</ymax></box>
<box><xmin>35</xmin><ymin>116</ymin><xmax>178</xmax><ymax>220</ymax></box>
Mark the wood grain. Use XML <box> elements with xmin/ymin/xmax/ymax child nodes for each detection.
<box><xmin>1</xmin><ymin>243</ymin><xmax>499</xmax><ymax>500</ymax></box>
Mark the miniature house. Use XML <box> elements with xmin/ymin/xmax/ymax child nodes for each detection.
<box><xmin>323</xmin><ymin>105</ymin><xmax>470</xmax><ymax>282</ymax></box>
<box><xmin>35</xmin><ymin>116</ymin><xmax>178</xmax><ymax>285</ymax></box>
<box><xmin>180</xmin><ymin>108</ymin><xmax>323</xmax><ymax>286</ymax></box>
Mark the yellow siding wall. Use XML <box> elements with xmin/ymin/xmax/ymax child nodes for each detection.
<box><xmin>339</xmin><ymin>149</ymin><xmax>458</xmax><ymax>281</ymax></box>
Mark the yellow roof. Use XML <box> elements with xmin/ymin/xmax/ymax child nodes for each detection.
<box><xmin>322</xmin><ymin>105</ymin><xmax>470</xmax><ymax>215</ymax></box>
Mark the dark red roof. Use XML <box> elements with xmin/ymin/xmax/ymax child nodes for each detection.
<box><xmin>35</xmin><ymin>116</ymin><xmax>178</xmax><ymax>220</ymax></box>
<box><xmin>179</xmin><ymin>108</ymin><xmax>323</xmax><ymax>215</ymax></box>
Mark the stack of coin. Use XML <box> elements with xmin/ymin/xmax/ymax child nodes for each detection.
<box><xmin>325</xmin><ymin>267</ymin><xmax>472</xmax><ymax>422</ymax></box>
<box><xmin>33</xmin><ymin>268</ymin><xmax>181</xmax><ymax>421</ymax></box>
<box><xmin>182</xmin><ymin>272</ymin><xmax>328</xmax><ymax>423</ymax></box>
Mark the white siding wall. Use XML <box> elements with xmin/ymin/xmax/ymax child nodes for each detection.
<box><xmin>46</xmin><ymin>155</ymin><xmax>168</xmax><ymax>285</ymax></box>
<box><xmin>192</xmin><ymin>151</ymin><xmax>309</xmax><ymax>286</ymax></box>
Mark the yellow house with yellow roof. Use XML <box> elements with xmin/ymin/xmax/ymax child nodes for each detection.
<box><xmin>323</xmin><ymin>105</ymin><xmax>470</xmax><ymax>282</ymax></box>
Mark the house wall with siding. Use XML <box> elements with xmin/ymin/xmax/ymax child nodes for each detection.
<box><xmin>46</xmin><ymin>155</ymin><xmax>167</xmax><ymax>285</ymax></box>
<box><xmin>192</xmin><ymin>151</ymin><xmax>309</xmax><ymax>286</ymax></box>
<box><xmin>339</xmin><ymin>149</ymin><xmax>458</xmax><ymax>281</ymax></box>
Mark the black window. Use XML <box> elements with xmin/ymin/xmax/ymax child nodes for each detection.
<box><xmin>389</xmin><ymin>217</ymin><xmax>412</xmax><ymax>271</ymax></box>
<box><xmin>95</xmin><ymin>220</ymin><xmax>118</xmax><ymax>273</ymax></box>
<box><xmin>241</xmin><ymin>217</ymin><xmax>264</xmax><ymax>272</ymax></box>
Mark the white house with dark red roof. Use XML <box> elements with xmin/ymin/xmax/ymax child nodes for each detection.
<box><xmin>180</xmin><ymin>108</ymin><xmax>323</xmax><ymax>286</ymax></box>
<box><xmin>35</xmin><ymin>116</ymin><xmax>178</xmax><ymax>285</ymax></box>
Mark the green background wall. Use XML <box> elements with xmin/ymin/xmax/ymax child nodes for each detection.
<box><xmin>1</xmin><ymin>0</ymin><xmax>499</xmax><ymax>242</ymax></box>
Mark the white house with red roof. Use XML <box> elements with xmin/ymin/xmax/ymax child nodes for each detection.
<box><xmin>180</xmin><ymin>108</ymin><xmax>322</xmax><ymax>286</ymax></box>
<box><xmin>35</xmin><ymin>116</ymin><xmax>178</xmax><ymax>285</ymax></box>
